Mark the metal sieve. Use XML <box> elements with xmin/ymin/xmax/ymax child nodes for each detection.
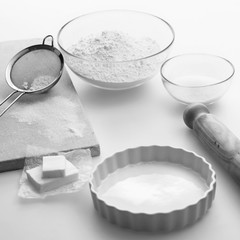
<box><xmin>0</xmin><ymin>35</ymin><xmax>64</xmax><ymax>117</ymax></box>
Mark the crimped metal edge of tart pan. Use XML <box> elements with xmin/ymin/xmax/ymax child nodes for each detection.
<box><xmin>89</xmin><ymin>145</ymin><xmax>216</xmax><ymax>232</ymax></box>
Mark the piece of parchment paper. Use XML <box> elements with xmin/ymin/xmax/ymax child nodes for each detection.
<box><xmin>18</xmin><ymin>145</ymin><xmax>95</xmax><ymax>199</ymax></box>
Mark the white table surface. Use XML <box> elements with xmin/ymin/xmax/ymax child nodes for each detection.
<box><xmin>1</xmin><ymin>0</ymin><xmax>240</xmax><ymax>239</ymax></box>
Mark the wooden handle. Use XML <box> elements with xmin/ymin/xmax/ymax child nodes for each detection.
<box><xmin>183</xmin><ymin>103</ymin><xmax>240</xmax><ymax>183</ymax></box>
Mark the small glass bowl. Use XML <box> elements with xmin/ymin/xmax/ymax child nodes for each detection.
<box><xmin>161</xmin><ymin>54</ymin><xmax>235</xmax><ymax>104</ymax></box>
<box><xmin>57</xmin><ymin>10</ymin><xmax>175</xmax><ymax>90</ymax></box>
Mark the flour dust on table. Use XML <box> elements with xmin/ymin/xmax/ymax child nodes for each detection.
<box><xmin>9</xmin><ymin>96</ymin><xmax>86</xmax><ymax>143</ymax></box>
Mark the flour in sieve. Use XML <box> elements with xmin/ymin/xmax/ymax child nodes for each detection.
<box><xmin>22</xmin><ymin>75</ymin><xmax>55</xmax><ymax>91</ymax></box>
<box><xmin>68</xmin><ymin>31</ymin><xmax>161</xmax><ymax>83</ymax></box>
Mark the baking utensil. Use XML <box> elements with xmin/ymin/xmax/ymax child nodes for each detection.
<box><xmin>89</xmin><ymin>145</ymin><xmax>216</xmax><ymax>231</ymax></box>
<box><xmin>58</xmin><ymin>10</ymin><xmax>175</xmax><ymax>90</ymax></box>
<box><xmin>184</xmin><ymin>103</ymin><xmax>240</xmax><ymax>184</ymax></box>
<box><xmin>161</xmin><ymin>53</ymin><xmax>234</xmax><ymax>104</ymax></box>
<box><xmin>0</xmin><ymin>35</ymin><xmax>64</xmax><ymax>117</ymax></box>
<box><xmin>0</xmin><ymin>38</ymin><xmax>100</xmax><ymax>172</ymax></box>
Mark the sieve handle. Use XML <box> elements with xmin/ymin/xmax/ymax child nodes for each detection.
<box><xmin>42</xmin><ymin>35</ymin><xmax>54</xmax><ymax>47</ymax></box>
<box><xmin>0</xmin><ymin>91</ymin><xmax>25</xmax><ymax>117</ymax></box>
<box><xmin>183</xmin><ymin>103</ymin><xmax>240</xmax><ymax>183</ymax></box>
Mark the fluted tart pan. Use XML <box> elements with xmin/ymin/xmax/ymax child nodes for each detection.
<box><xmin>89</xmin><ymin>145</ymin><xmax>216</xmax><ymax>231</ymax></box>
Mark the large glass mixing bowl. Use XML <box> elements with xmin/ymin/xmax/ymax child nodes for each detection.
<box><xmin>58</xmin><ymin>10</ymin><xmax>175</xmax><ymax>90</ymax></box>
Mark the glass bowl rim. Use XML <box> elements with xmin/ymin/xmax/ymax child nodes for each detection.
<box><xmin>57</xmin><ymin>9</ymin><xmax>175</xmax><ymax>64</ymax></box>
<box><xmin>161</xmin><ymin>53</ymin><xmax>235</xmax><ymax>88</ymax></box>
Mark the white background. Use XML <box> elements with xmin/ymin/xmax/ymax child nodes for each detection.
<box><xmin>1</xmin><ymin>0</ymin><xmax>240</xmax><ymax>239</ymax></box>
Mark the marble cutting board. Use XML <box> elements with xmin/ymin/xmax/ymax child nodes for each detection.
<box><xmin>0</xmin><ymin>38</ymin><xmax>100</xmax><ymax>172</ymax></box>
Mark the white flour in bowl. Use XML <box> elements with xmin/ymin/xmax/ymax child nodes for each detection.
<box><xmin>67</xmin><ymin>31</ymin><xmax>161</xmax><ymax>83</ymax></box>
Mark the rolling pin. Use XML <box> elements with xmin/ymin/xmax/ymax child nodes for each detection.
<box><xmin>183</xmin><ymin>103</ymin><xmax>240</xmax><ymax>184</ymax></box>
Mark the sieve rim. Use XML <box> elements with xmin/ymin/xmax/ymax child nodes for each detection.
<box><xmin>5</xmin><ymin>44</ymin><xmax>64</xmax><ymax>93</ymax></box>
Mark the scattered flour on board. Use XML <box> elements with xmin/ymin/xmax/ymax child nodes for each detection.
<box><xmin>9</xmin><ymin>96</ymin><xmax>86</xmax><ymax>143</ymax></box>
<box><xmin>68</xmin><ymin>30</ymin><xmax>161</xmax><ymax>83</ymax></box>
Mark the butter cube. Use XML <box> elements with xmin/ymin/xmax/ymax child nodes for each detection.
<box><xmin>26</xmin><ymin>160</ymin><xmax>79</xmax><ymax>193</ymax></box>
<box><xmin>42</xmin><ymin>155</ymin><xmax>66</xmax><ymax>178</ymax></box>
